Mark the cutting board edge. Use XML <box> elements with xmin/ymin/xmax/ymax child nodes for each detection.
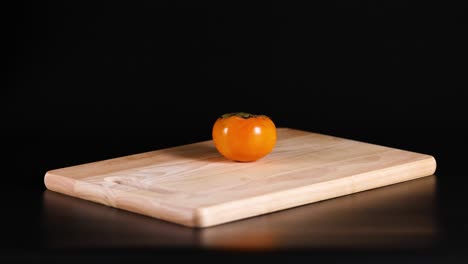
<box><xmin>44</xmin><ymin>172</ymin><xmax>199</xmax><ymax>227</ymax></box>
<box><xmin>193</xmin><ymin>155</ymin><xmax>436</xmax><ymax>228</ymax></box>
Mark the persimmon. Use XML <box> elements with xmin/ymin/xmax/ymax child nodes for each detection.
<box><xmin>212</xmin><ymin>112</ymin><xmax>277</xmax><ymax>162</ymax></box>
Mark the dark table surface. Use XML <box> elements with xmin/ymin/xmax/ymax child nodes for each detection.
<box><xmin>41</xmin><ymin>175</ymin><xmax>440</xmax><ymax>251</ymax></box>
<box><xmin>3</xmin><ymin>171</ymin><xmax>468</xmax><ymax>264</ymax></box>
<box><xmin>3</xmin><ymin>122</ymin><xmax>468</xmax><ymax>264</ymax></box>
<box><xmin>4</xmin><ymin>116</ymin><xmax>468</xmax><ymax>264</ymax></box>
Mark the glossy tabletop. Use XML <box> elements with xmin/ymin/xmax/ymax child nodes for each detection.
<box><xmin>41</xmin><ymin>176</ymin><xmax>441</xmax><ymax>251</ymax></box>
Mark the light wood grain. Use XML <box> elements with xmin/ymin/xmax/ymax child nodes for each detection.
<box><xmin>44</xmin><ymin>128</ymin><xmax>436</xmax><ymax>228</ymax></box>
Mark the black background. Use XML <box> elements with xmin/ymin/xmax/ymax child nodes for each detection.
<box><xmin>5</xmin><ymin>1</ymin><xmax>468</xmax><ymax>263</ymax></box>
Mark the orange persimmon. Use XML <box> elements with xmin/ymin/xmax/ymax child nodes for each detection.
<box><xmin>212</xmin><ymin>112</ymin><xmax>277</xmax><ymax>162</ymax></box>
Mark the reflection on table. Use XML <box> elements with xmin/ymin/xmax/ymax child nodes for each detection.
<box><xmin>41</xmin><ymin>175</ymin><xmax>441</xmax><ymax>251</ymax></box>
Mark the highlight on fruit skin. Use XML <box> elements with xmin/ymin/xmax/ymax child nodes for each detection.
<box><xmin>212</xmin><ymin>112</ymin><xmax>277</xmax><ymax>162</ymax></box>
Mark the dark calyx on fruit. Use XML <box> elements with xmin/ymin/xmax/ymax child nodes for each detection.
<box><xmin>221</xmin><ymin>112</ymin><xmax>266</xmax><ymax>119</ymax></box>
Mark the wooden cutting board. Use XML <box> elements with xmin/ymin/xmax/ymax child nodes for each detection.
<box><xmin>44</xmin><ymin>128</ymin><xmax>436</xmax><ymax>228</ymax></box>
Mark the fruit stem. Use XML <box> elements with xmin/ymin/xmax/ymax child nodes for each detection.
<box><xmin>221</xmin><ymin>112</ymin><xmax>260</xmax><ymax>119</ymax></box>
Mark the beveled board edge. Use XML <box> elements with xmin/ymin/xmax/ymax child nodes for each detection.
<box><xmin>44</xmin><ymin>155</ymin><xmax>436</xmax><ymax>228</ymax></box>
<box><xmin>194</xmin><ymin>155</ymin><xmax>436</xmax><ymax>227</ymax></box>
